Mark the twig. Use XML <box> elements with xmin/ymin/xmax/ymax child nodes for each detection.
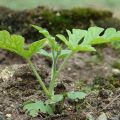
<box><xmin>101</xmin><ymin>93</ymin><xmax>120</xmax><ymax>111</ymax></box>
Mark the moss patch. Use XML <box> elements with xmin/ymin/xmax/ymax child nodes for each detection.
<box><xmin>0</xmin><ymin>6</ymin><xmax>120</xmax><ymax>42</ymax></box>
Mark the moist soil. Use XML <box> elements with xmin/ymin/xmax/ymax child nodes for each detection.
<box><xmin>0</xmin><ymin>6</ymin><xmax>120</xmax><ymax>120</ymax></box>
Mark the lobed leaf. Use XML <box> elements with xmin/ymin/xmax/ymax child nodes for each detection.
<box><xmin>82</xmin><ymin>27</ymin><xmax>120</xmax><ymax>45</ymax></box>
<box><xmin>32</xmin><ymin>25</ymin><xmax>50</xmax><ymax>38</ymax></box>
<box><xmin>32</xmin><ymin>25</ymin><xmax>60</xmax><ymax>51</ymax></box>
<box><xmin>0</xmin><ymin>30</ymin><xmax>46</xmax><ymax>59</ymax></box>
<box><xmin>75</xmin><ymin>45</ymin><xmax>96</xmax><ymax>52</ymax></box>
<box><xmin>39</xmin><ymin>49</ymin><xmax>52</xmax><ymax>58</ymax></box>
<box><xmin>23</xmin><ymin>101</ymin><xmax>53</xmax><ymax>117</ymax></box>
<box><xmin>67</xmin><ymin>91</ymin><xmax>87</xmax><ymax>100</ymax></box>
<box><xmin>59</xmin><ymin>50</ymin><xmax>72</xmax><ymax>58</ymax></box>
<box><xmin>57</xmin><ymin>27</ymin><xmax>120</xmax><ymax>52</ymax></box>
<box><xmin>56</xmin><ymin>34</ymin><xmax>71</xmax><ymax>47</ymax></box>
<box><xmin>57</xmin><ymin>29</ymin><xmax>88</xmax><ymax>52</ymax></box>
<box><xmin>46</xmin><ymin>94</ymin><xmax>63</xmax><ymax>104</ymax></box>
<box><xmin>66</xmin><ymin>29</ymin><xmax>87</xmax><ymax>47</ymax></box>
<box><xmin>81</xmin><ymin>27</ymin><xmax>104</xmax><ymax>45</ymax></box>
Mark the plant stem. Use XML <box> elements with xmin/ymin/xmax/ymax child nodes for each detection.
<box><xmin>27</xmin><ymin>59</ymin><xmax>50</xmax><ymax>98</ymax></box>
<box><xmin>55</xmin><ymin>52</ymin><xmax>74</xmax><ymax>79</ymax></box>
<box><xmin>49</xmin><ymin>52</ymin><xmax>74</xmax><ymax>94</ymax></box>
<box><xmin>49</xmin><ymin>51</ymin><xmax>57</xmax><ymax>95</ymax></box>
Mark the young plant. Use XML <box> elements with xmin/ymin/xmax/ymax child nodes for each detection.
<box><xmin>0</xmin><ymin>26</ymin><xmax>120</xmax><ymax>117</ymax></box>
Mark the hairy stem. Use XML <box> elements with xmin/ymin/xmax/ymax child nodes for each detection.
<box><xmin>27</xmin><ymin>59</ymin><xmax>50</xmax><ymax>98</ymax></box>
<box><xmin>49</xmin><ymin>51</ymin><xmax>57</xmax><ymax>95</ymax></box>
<box><xmin>49</xmin><ymin>52</ymin><xmax>74</xmax><ymax>94</ymax></box>
<box><xmin>55</xmin><ymin>52</ymin><xmax>74</xmax><ymax>79</ymax></box>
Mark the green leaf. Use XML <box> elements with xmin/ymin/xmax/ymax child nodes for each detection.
<box><xmin>32</xmin><ymin>25</ymin><xmax>50</xmax><ymax>38</ymax></box>
<box><xmin>102</xmin><ymin>28</ymin><xmax>116</xmax><ymax>39</ymax></box>
<box><xmin>39</xmin><ymin>49</ymin><xmax>72</xmax><ymax>59</ymax></box>
<box><xmin>57</xmin><ymin>27</ymin><xmax>120</xmax><ymax>53</ymax></box>
<box><xmin>82</xmin><ymin>27</ymin><xmax>120</xmax><ymax>45</ymax></box>
<box><xmin>45</xmin><ymin>104</ymin><xmax>54</xmax><ymax>115</ymax></box>
<box><xmin>29</xmin><ymin>110</ymin><xmax>38</xmax><ymax>118</ymax></box>
<box><xmin>0</xmin><ymin>30</ymin><xmax>46</xmax><ymax>59</ymax></box>
<box><xmin>66</xmin><ymin>29</ymin><xmax>87</xmax><ymax>47</ymax></box>
<box><xmin>57</xmin><ymin>29</ymin><xmax>87</xmax><ymax>51</ymax></box>
<box><xmin>56</xmin><ymin>34</ymin><xmax>70</xmax><ymax>47</ymax></box>
<box><xmin>82</xmin><ymin>27</ymin><xmax>104</xmax><ymax>45</ymax></box>
<box><xmin>46</xmin><ymin>94</ymin><xmax>63</xmax><ymax>104</ymax></box>
<box><xmin>67</xmin><ymin>91</ymin><xmax>87</xmax><ymax>100</ymax></box>
<box><xmin>32</xmin><ymin>25</ymin><xmax>60</xmax><ymax>51</ymax></box>
<box><xmin>23</xmin><ymin>101</ymin><xmax>54</xmax><ymax>117</ymax></box>
<box><xmin>38</xmin><ymin>49</ymin><xmax>52</xmax><ymax>58</ymax></box>
<box><xmin>57</xmin><ymin>29</ymin><xmax>95</xmax><ymax>52</ymax></box>
<box><xmin>58</xmin><ymin>50</ymin><xmax>72</xmax><ymax>58</ymax></box>
<box><xmin>75</xmin><ymin>45</ymin><xmax>96</xmax><ymax>52</ymax></box>
<box><xmin>26</xmin><ymin>39</ymin><xmax>47</xmax><ymax>58</ymax></box>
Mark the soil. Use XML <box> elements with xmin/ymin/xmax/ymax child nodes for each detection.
<box><xmin>0</xmin><ymin>6</ymin><xmax>120</xmax><ymax>120</ymax></box>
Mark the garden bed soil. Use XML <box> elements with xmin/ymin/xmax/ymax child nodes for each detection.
<box><xmin>0</xmin><ymin>6</ymin><xmax>120</xmax><ymax>120</ymax></box>
<box><xmin>0</xmin><ymin>46</ymin><xmax>120</xmax><ymax>120</ymax></box>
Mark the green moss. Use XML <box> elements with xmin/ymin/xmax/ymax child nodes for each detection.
<box><xmin>112</xmin><ymin>61</ymin><xmax>120</xmax><ymax>69</ymax></box>
<box><xmin>93</xmin><ymin>76</ymin><xmax>120</xmax><ymax>90</ymax></box>
<box><xmin>60</xmin><ymin>8</ymin><xmax>112</xmax><ymax>20</ymax></box>
<box><xmin>75</xmin><ymin>80</ymin><xmax>92</xmax><ymax>93</ymax></box>
<box><xmin>0</xmin><ymin>6</ymin><xmax>120</xmax><ymax>42</ymax></box>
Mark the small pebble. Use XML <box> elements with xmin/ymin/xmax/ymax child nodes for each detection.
<box><xmin>97</xmin><ymin>113</ymin><xmax>107</xmax><ymax>120</ymax></box>
<box><xmin>6</xmin><ymin>114</ymin><xmax>12</xmax><ymax>118</ymax></box>
<box><xmin>68</xmin><ymin>67</ymin><xmax>71</xmax><ymax>71</ymax></box>
<box><xmin>112</xmin><ymin>68</ymin><xmax>120</xmax><ymax>75</ymax></box>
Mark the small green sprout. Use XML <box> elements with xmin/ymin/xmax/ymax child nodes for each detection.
<box><xmin>0</xmin><ymin>25</ymin><xmax>120</xmax><ymax>117</ymax></box>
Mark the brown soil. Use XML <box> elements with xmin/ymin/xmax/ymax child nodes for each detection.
<box><xmin>0</xmin><ymin>6</ymin><xmax>120</xmax><ymax>120</ymax></box>
<box><xmin>0</xmin><ymin>46</ymin><xmax>120</xmax><ymax>120</ymax></box>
